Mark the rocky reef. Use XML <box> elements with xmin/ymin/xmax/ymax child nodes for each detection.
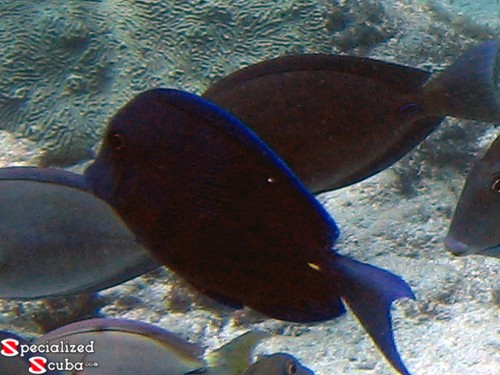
<box><xmin>0</xmin><ymin>0</ymin><xmax>331</xmax><ymax>165</ymax></box>
<box><xmin>1</xmin><ymin>0</ymin><xmax>496</xmax><ymax>165</ymax></box>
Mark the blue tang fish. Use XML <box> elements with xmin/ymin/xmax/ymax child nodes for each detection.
<box><xmin>85</xmin><ymin>89</ymin><xmax>415</xmax><ymax>375</ymax></box>
<box><xmin>445</xmin><ymin>133</ymin><xmax>500</xmax><ymax>257</ymax></box>
<box><xmin>204</xmin><ymin>41</ymin><xmax>499</xmax><ymax>193</ymax></box>
<box><xmin>0</xmin><ymin>167</ymin><xmax>158</xmax><ymax>299</ymax></box>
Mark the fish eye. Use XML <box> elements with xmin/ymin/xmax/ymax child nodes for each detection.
<box><xmin>109</xmin><ymin>132</ymin><xmax>125</xmax><ymax>151</ymax></box>
<box><xmin>491</xmin><ymin>177</ymin><xmax>500</xmax><ymax>194</ymax></box>
<box><xmin>399</xmin><ymin>103</ymin><xmax>420</xmax><ymax>116</ymax></box>
<box><xmin>286</xmin><ymin>360</ymin><xmax>297</xmax><ymax>374</ymax></box>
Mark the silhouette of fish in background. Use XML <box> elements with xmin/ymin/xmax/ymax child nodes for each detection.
<box><xmin>445</xmin><ymin>133</ymin><xmax>500</xmax><ymax>258</ymax></box>
<box><xmin>0</xmin><ymin>167</ymin><xmax>158</xmax><ymax>299</ymax></box>
<box><xmin>85</xmin><ymin>89</ymin><xmax>416</xmax><ymax>375</ymax></box>
<box><xmin>33</xmin><ymin>318</ymin><xmax>310</xmax><ymax>375</ymax></box>
<box><xmin>203</xmin><ymin>41</ymin><xmax>500</xmax><ymax>193</ymax></box>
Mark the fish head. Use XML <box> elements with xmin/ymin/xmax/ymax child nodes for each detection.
<box><xmin>86</xmin><ymin>88</ymin><xmax>230</xmax><ymax>200</ymax></box>
<box><xmin>86</xmin><ymin>89</ymin><xmax>171</xmax><ymax>203</ymax></box>
<box><xmin>242</xmin><ymin>353</ymin><xmax>315</xmax><ymax>375</ymax></box>
<box><xmin>85</xmin><ymin>89</ymin><xmax>193</xmax><ymax>244</ymax></box>
<box><xmin>445</xmin><ymin>135</ymin><xmax>500</xmax><ymax>257</ymax></box>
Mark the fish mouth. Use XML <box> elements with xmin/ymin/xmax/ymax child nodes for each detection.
<box><xmin>444</xmin><ymin>236</ymin><xmax>499</xmax><ymax>258</ymax></box>
<box><xmin>444</xmin><ymin>236</ymin><xmax>472</xmax><ymax>256</ymax></box>
<box><xmin>84</xmin><ymin>155</ymin><xmax>120</xmax><ymax>204</ymax></box>
<box><xmin>84</xmin><ymin>152</ymin><xmax>140</xmax><ymax>215</ymax></box>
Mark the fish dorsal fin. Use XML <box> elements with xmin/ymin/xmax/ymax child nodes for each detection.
<box><xmin>0</xmin><ymin>166</ymin><xmax>90</xmax><ymax>191</ymax></box>
<box><xmin>205</xmin><ymin>331</ymin><xmax>270</xmax><ymax>375</ymax></box>
<box><xmin>204</xmin><ymin>54</ymin><xmax>430</xmax><ymax>97</ymax></box>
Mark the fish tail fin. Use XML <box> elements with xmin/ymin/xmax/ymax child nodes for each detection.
<box><xmin>423</xmin><ymin>40</ymin><xmax>499</xmax><ymax>122</ymax></box>
<box><xmin>331</xmin><ymin>256</ymin><xmax>415</xmax><ymax>375</ymax></box>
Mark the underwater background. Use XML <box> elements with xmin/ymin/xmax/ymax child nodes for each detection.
<box><xmin>0</xmin><ymin>0</ymin><xmax>498</xmax><ymax>374</ymax></box>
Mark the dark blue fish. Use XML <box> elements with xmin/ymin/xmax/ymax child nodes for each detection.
<box><xmin>204</xmin><ymin>41</ymin><xmax>499</xmax><ymax>193</ymax></box>
<box><xmin>0</xmin><ymin>330</ymin><xmax>61</xmax><ymax>375</ymax></box>
<box><xmin>85</xmin><ymin>89</ymin><xmax>415</xmax><ymax>375</ymax></box>
<box><xmin>445</xmin><ymin>133</ymin><xmax>500</xmax><ymax>257</ymax></box>
<box><xmin>0</xmin><ymin>167</ymin><xmax>158</xmax><ymax>299</ymax></box>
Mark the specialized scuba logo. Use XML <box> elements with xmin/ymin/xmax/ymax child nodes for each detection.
<box><xmin>1</xmin><ymin>337</ymin><xmax>98</xmax><ymax>374</ymax></box>
<box><xmin>27</xmin><ymin>356</ymin><xmax>47</xmax><ymax>375</ymax></box>
<box><xmin>1</xmin><ymin>338</ymin><xmax>19</xmax><ymax>357</ymax></box>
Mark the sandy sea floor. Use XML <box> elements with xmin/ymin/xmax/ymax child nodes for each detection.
<box><xmin>0</xmin><ymin>0</ymin><xmax>498</xmax><ymax>374</ymax></box>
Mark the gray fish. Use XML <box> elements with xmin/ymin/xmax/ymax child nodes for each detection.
<box><xmin>0</xmin><ymin>167</ymin><xmax>158</xmax><ymax>299</ymax></box>
<box><xmin>37</xmin><ymin>318</ymin><xmax>205</xmax><ymax>374</ymax></box>
<box><xmin>445</xmin><ymin>133</ymin><xmax>500</xmax><ymax>257</ymax></box>
<box><xmin>36</xmin><ymin>318</ymin><xmax>298</xmax><ymax>374</ymax></box>
<box><xmin>0</xmin><ymin>330</ymin><xmax>61</xmax><ymax>375</ymax></box>
<box><xmin>204</xmin><ymin>41</ymin><xmax>499</xmax><ymax>193</ymax></box>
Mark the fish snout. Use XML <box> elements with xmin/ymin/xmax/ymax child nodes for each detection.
<box><xmin>84</xmin><ymin>155</ymin><xmax>118</xmax><ymax>203</ymax></box>
<box><xmin>444</xmin><ymin>236</ymin><xmax>472</xmax><ymax>256</ymax></box>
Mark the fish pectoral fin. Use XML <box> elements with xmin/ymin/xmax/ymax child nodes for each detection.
<box><xmin>333</xmin><ymin>256</ymin><xmax>415</xmax><ymax>375</ymax></box>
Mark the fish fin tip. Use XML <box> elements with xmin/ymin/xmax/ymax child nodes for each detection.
<box><xmin>334</xmin><ymin>256</ymin><xmax>414</xmax><ymax>375</ymax></box>
<box><xmin>205</xmin><ymin>330</ymin><xmax>269</xmax><ymax>373</ymax></box>
<box><xmin>425</xmin><ymin>40</ymin><xmax>500</xmax><ymax>122</ymax></box>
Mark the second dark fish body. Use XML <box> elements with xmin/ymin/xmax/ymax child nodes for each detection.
<box><xmin>85</xmin><ymin>89</ymin><xmax>415</xmax><ymax>375</ymax></box>
<box><xmin>204</xmin><ymin>41</ymin><xmax>500</xmax><ymax>193</ymax></box>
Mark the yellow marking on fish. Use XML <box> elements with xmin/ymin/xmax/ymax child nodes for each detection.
<box><xmin>307</xmin><ymin>262</ymin><xmax>321</xmax><ymax>271</ymax></box>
